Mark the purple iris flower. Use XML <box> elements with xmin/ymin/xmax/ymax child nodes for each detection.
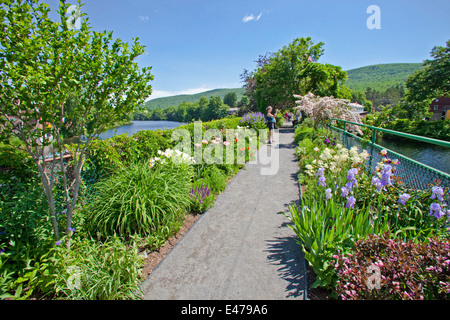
<box><xmin>318</xmin><ymin>175</ymin><xmax>326</xmax><ymax>187</ymax></box>
<box><xmin>380</xmin><ymin>164</ymin><xmax>393</xmax><ymax>187</ymax></box>
<box><xmin>397</xmin><ymin>193</ymin><xmax>410</xmax><ymax>206</ymax></box>
<box><xmin>345</xmin><ymin>180</ymin><xmax>357</xmax><ymax>190</ymax></box>
<box><xmin>316</xmin><ymin>167</ymin><xmax>325</xmax><ymax>177</ymax></box>
<box><xmin>341</xmin><ymin>186</ymin><xmax>349</xmax><ymax>197</ymax></box>
<box><xmin>345</xmin><ymin>168</ymin><xmax>358</xmax><ymax>189</ymax></box>
<box><xmin>325</xmin><ymin>188</ymin><xmax>332</xmax><ymax>200</ymax></box>
<box><xmin>371</xmin><ymin>176</ymin><xmax>383</xmax><ymax>192</ymax></box>
<box><xmin>346</xmin><ymin>168</ymin><xmax>358</xmax><ymax>181</ymax></box>
<box><xmin>429</xmin><ymin>203</ymin><xmax>445</xmax><ymax>219</ymax></box>
<box><xmin>431</xmin><ymin>186</ymin><xmax>444</xmax><ymax>202</ymax></box>
<box><xmin>346</xmin><ymin>196</ymin><xmax>356</xmax><ymax>209</ymax></box>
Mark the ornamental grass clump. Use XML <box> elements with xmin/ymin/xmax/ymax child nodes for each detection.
<box><xmin>334</xmin><ymin>233</ymin><xmax>450</xmax><ymax>300</ymax></box>
<box><xmin>86</xmin><ymin>161</ymin><xmax>193</xmax><ymax>239</ymax></box>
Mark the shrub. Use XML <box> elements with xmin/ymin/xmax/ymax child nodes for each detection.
<box><xmin>202</xmin><ymin>118</ymin><xmax>242</xmax><ymax>130</ymax></box>
<box><xmin>82</xmin><ymin>139</ymin><xmax>122</xmax><ymax>182</ymax></box>
<box><xmin>334</xmin><ymin>233</ymin><xmax>450</xmax><ymax>300</ymax></box>
<box><xmin>109</xmin><ymin>134</ymin><xmax>140</xmax><ymax>165</ymax></box>
<box><xmin>239</xmin><ymin>112</ymin><xmax>267</xmax><ymax>130</ymax></box>
<box><xmin>0</xmin><ymin>144</ymin><xmax>36</xmax><ymax>183</ymax></box>
<box><xmin>382</xmin><ymin>119</ymin><xmax>450</xmax><ymax>141</ymax></box>
<box><xmin>0</xmin><ymin>243</ymin><xmax>55</xmax><ymax>299</ymax></box>
<box><xmin>85</xmin><ymin>160</ymin><xmax>193</xmax><ymax>239</ymax></box>
<box><xmin>0</xmin><ymin>179</ymin><xmax>54</xmax><ymax>268</ymax></box>
<box><xmin>215</xmin><ymin>163</ymin><xmax>240</xmax><ymax>179</ymax></box>
<box><xmin>275</xmin><ymin>112</ymin><xmax>285</xmax><ymax>128</ymax></box>
<box><xmin>0</xmin><ymin>255</ymin><xmax>15</xmax><ymax>299</ymax></box>
<box><xmin>203</xmin><ymin>165</ymin><xmax>227</xmax><ymax>194</ymax></box>
<box><xmin>50</xmin><ymin>236</ymin><xmax>144</xmax><ymax>300</ymax></box>
<box><xmin>133</xmin><ymin>129</ymin><xmax>175</xmax><ymax>162</ymax></box>
<box><xmin>294</xmin><ymin>125</ymin><xmax>317</xmax><ymax>145</ymax></box>
<box><xmin>294</xmin><ymin>92</ymin><xmax>363</xmax><ymax>133</ymax></box>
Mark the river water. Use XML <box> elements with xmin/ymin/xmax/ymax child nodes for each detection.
<box><xmin>375</xmin><ymin>136</ymin><xmax>450</xmax><ymax>174</ymax></box>
<box><xmin>98</xmin><ymin>120</ymin><xmax>185</xmax><ymax>140</ymax></box>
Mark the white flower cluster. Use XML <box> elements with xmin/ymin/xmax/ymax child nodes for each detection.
<box><xmin>149</xmin><ymin>148</ymin><xmax>195</xmax><ymax>167</ymax></box>
<box><xmin>294</xmin><ymin>92</ymin><xmax>364</xmax><ymax>135</ymax></box>
<box><xmin>304</xmin><ymin>144</ymin><xmax>369</xmax><ymax>177</ymax></box>
<box><xmin>295</xmin><ymin>146</ymin><xmax>307</xmax><ymax>158</ymax></box>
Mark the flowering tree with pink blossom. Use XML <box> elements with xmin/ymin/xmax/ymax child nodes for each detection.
<box><xmin>294</xmin><ymin>92</ymin><xmax>364</xmax><ymax>134</ymax></box>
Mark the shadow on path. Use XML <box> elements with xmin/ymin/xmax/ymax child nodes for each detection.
<box><xmin>265</xmin><ymin>232</ymin><xmax>306</xmax><ymax>299</ymax></box>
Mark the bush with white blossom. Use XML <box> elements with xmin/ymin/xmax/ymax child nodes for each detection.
<box><xmin>294</xmin><ymin>92</ymin><xmax>364</xmax><ymax>134</ymax></box>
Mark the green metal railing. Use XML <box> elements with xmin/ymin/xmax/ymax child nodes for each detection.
<box><xmin>329</xmin><ymin>119</ymin><xmax>450</xmax><ymax>190</ymax></box>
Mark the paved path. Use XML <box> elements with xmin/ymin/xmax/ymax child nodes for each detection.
<box><xmin>140</xmin><ymin>124</ymin><xmax>307</xmax><ymax>300</ymax></box>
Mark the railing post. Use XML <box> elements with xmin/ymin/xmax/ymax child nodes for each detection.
<box><xmin>343</xmin><ymin>121</ymin><xmax>347</xmax><ymax>148</ymax></box>
<box><xmin>370</xmin><ymin>128</ymin><xmax>377</xmax><ymax>172</ymax></box>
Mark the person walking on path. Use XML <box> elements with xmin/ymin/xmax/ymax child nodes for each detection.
<box><xmin>266</xmin><ymin>106</ymin><xmax>277</xmax><ymax>144</ymax></box>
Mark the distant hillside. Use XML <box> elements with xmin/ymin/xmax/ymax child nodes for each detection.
<box><xmin>144</xmin><ymin>88</ymin><xmax>246</xmax><ymax>110</ymax></box>
<box><xmin>143</xmin><ymin>63</ymin><xmax>423</xmax><ymax>110</ymax></box>
<box><xmin>345</xmin><ymin>63</ymin><xmax>423</xmax><ymax>92</ymax></box>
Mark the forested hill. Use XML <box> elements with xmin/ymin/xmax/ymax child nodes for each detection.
<box><xmin>344</xmin><ymin>63</ymin><xmax>423</xmax><ymax>92</ymax></box>
<box><xmin>144</xmin><ymin>88</ymin><xmax>245</xmax><ymax>110</ymax></box>
<box><xmin>142</xmin><ymin>63</ymin><xmax>423</xmax><ymax>110</ymax></box>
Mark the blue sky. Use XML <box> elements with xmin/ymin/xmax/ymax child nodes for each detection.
<box><xmin>47</xmin><ymin>0</ymin><xmax>450</xmax><ymax>100</ymax></box>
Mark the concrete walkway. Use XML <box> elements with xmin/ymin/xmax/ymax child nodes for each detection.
<box><xmin>140</xmin><ymin>124</ymin><xmax>307</xmax><ymax>300</ymax></box>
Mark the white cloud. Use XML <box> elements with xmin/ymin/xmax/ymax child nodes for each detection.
<box><xmin>242</xmin><ymin>12</ymin><xmax>262</xmax><ymax>23</ymax></box>
<box><xmin>138</xmin><ymin>15</ymin><xmax>149</xmax><ymax>22</ymax></box>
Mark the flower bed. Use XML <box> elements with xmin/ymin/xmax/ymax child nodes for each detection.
<box><xmin>0</xmin><ymin>117</ymin><xmax>265</xmax><ymax>299</ymax></box>
<box><xmin>289</xmin><ymin>120</ymin><xmax>450</xmax><ymax>299</ymax></box>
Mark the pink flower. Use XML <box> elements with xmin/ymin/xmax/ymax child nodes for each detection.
<box><xmin>202</xmin><ymin>139</ymin><xmax>208</xmax><ymax>144</ymax></box>
<box><xmin>223</xmin><ymin>141</ymin><xmax>230</xmax><ymax>146</ymax></box>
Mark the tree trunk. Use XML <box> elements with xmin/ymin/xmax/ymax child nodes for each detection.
<box><xmin>36</xmin><ymin>160</ymin><xmax>60</xmax><ymax>240</ymax></box>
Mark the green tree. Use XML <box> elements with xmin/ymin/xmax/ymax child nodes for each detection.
<box><xmin>223</xmin><ymin>92</ymin><xmax>237</xmax><ymax>108</ymax></box>
<box><xmin>203</xmin><ymin>96</ymin><xmax>225</xmax><ymax>121</ymax></box>
<box><xmin>186</xmin><ymin>102</ymin><xmax>202</xmax><ymax>121</ymax></box>
<box><xmin>0</xmin><ymin>0</ymin><xmax>153</xmax><ymax>245</ymax></box>
<box><xmin>151</xmin><ymin>108</ymin><xmax>166</xmax><ymax>120</ymax></box>
<box><xmin>403</xmin><ymin>40</ymin><xmax>450</xmax><ymax>119</ymax></box>
<box><xmin>243</xmin><ymin>37</ymin><xmax>348</xmax><ymax>111</ymax></box>
<box><xmin>174</xmin><ymin>102</ymin><xmax>188</xmax><ymax>122</ymax></box>
<box><xmin>239</xmin><ymin>95</ymin><xmax>249</xmax><ymax>107</ymax></box>
<box><xmin>60</xmin><ymin>92</ymin><xmax>80</xmax><ymax>138</ymax></box>
<box><xmin>164</xmin><ymin>105</ymin><xmax>177</xmax><ymax>121</ymax></box>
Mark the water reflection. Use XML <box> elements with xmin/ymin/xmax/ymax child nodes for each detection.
<box><xmin>376</xmin><ymin>137</ymin><xmax>450</xmax><ymax>174</ymax></box>
<box><xmin>98</xmin><ymin>120</ymin><xmax>185</xmax><ymax>140</ymax></box>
